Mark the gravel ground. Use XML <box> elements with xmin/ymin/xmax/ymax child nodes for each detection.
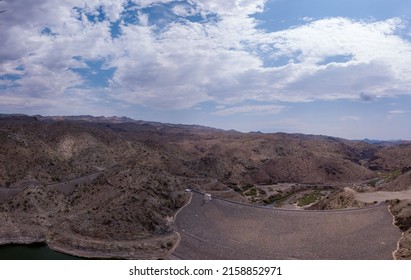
<box><xmin>354</xmin><ymin>189</ymin><xmax>411</xmax><ymax>203</ymax></box>
<box><xmin>172</xmin><ymin>192</ymin><xmax>401</xmax><ymax>260</ymax></box>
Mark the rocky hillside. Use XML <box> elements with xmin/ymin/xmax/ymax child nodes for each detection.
<box><xmin>0</xmin><ymin>114</ymin><xmax>410</xmax><ymax>258</ymax></box>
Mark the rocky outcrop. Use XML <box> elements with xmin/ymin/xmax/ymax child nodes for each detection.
<box><xmin>388</xmin><ymin>199</ymin><xmax>411</xmax><ymax>259</ymax></box>
<box><xmin>307</xmin><ymin>189</ymin><xmax>373</xmax><ymax>210</ymax></box>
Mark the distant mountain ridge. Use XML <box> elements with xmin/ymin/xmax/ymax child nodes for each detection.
<box><xmin>29</xmin><ymin>114</ymin><xmax>225</xmax><ymax>133</ymax></box>
<box><xmin>356</xmin><ymin>138</ymin><xmax>411</xmax><ymax>145</ymax></box>
<box><xmin>34</xmin><ymin>114</ymin><xmax>137</xmax><ymax>124</ymax></box>
<box><xmin>3</xmin><ymin>114</ymin><xmax>410</xmax><ymax>143</ymax></box>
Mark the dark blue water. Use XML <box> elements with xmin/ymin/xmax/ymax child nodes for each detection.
<box><xmin>0</xmin><ymin>243</ymin><xmax>83</xmax><ymax>260</ymax></box>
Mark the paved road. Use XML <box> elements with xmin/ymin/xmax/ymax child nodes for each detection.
<box><xmin>0</xmin><ymin>171</ymin><xmax>102</xmax><ymax>202</ymax></box>
<box><xmin>172</xmin><ymin>192</ymin><xmax>401</xmax><ymax>260</ymax></box>
<box><xmin>0</xmin><ymin>188</ymin><xmax>22</xmax><ymax>203</ymax></box>
<box><xmin>48</xmin><ymin>171</ymin><xmax>102</xmax><ymax>194</ymax></box>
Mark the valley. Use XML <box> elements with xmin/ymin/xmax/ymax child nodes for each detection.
<box><xmin>1</xmin><ymin>114</ymin><xmax>411</xmax><ymax>259</ymax></box>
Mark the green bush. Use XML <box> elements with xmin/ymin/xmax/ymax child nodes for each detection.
<box><xmin>244</xmin><ymin>187</ymin><xmax>257</xmax><ymax>197</ymax></box>
<box><xmin>241</xmin><ymin>184</ymin><xmax>254</xmax><ymax>192</ymax></box>
<box><xmin>297</xmin><ymin>190</ymin><xmax>322</xmax><ymax>207</ymax></box>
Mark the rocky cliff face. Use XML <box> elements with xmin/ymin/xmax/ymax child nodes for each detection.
<box><xmin>388</xmin><ymin>199</ymin><xmax>411</xmax><ymax>260</ymax></box>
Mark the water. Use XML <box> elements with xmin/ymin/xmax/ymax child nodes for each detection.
<box><xmin>0</xmin><ymin>243</ymin><xmax>83</xmax><ymax>260</ymax></box>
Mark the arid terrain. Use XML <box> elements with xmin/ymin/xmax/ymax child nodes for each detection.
<box><xmin>1</xmin><ymin>114</ymin><xmax>411</xmax><ymax>259</ymax></box>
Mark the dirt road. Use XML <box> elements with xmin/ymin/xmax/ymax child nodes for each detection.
<box><xmin>353</xmin><ymin>189</ymin><xmax>411</xmax><ymax>203</ymax></box>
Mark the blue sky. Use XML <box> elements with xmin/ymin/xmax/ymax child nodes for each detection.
<box><xmin>1</xmin><ymin>0</ymin><xmax>411</xmax><ymax>139</ymax></box>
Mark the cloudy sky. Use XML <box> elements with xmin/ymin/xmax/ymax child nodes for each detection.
<box><xmin>1</xmin><ymin>0</ymin><xmax>411</xmax><ymax>139</ymax></box>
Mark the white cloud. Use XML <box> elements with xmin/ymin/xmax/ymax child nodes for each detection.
<box><xmin>388</xmin><ymin>110</ymin><xmax>405</xmax><ymax>114</ymax></box>
<box><xmin>265</xmin><ymin>17</ymin><xmax>411</xmax><ymax>100</ymax></box>
<box><xmin>132</xmin><ymin>0</ymin><xmax>174</xmax><ymax>8</ymax></box>
<box><xmin>2</xmin><ymin>1</ymin><xmax>411</xmax><ymax>115</ymax></box>
<box><xmin>340</xmin><ymin>116</ymin><xmax>360</xmax><ymax>121</ymax></box>
<box><xmin>213</xmin><ymin>104</ymin><xmax>285</xmax><ymax>116</ymax></box>
<box><xmin>215</xmin><ymin>105</ymin><xmax>226</xmax><ymax>110</ymax></box>
<box><xmin>387</xmin><ymin>109</ymin><xmax>406</xmax><ymax>120</ymax></box>
<box><xmin>269</xmin><ymin>17</ymin><xmax>407</xmax><ymax>64</ymax></box>
<box><xmin>192</xmin><ymin>0</ymin><xmax>266</xmax><ymax>16</ymax></box>
<box><xmin>171</xmin><ymin>4</ymin><xmax>196</xmax><ymax>17</ymax></box>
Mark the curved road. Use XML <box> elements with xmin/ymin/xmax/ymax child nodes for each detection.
<box><xmin>0</xmin><ymin>171</ymin><xmax>102</xmax><ymax>202</ymax></box>
<box><xmin>172</xmin><ymin>192</ymin><xmax>401</xmax><ymax>259</ymax></box>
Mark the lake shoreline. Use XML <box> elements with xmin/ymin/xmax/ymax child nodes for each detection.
<box><xmin>0</xmin><ymin>227</ymin><xmax>178</xmax><ymax>260</ymax></box>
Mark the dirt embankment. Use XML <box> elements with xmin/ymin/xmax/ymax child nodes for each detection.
<box><xmin>172</xmin><ymin>192</ymin><xmax>400</xmax><ymax>260</ymax></box>
<box><xmin>46</xmin><ymin>231</ymin><xmax>178</xmax><ymax>259</ymax></box>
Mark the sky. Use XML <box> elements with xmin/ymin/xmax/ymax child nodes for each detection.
<box><xmin>1</xmin><ymin>0</ymin><xmax>411</xmax><ymax>140</ymax></box>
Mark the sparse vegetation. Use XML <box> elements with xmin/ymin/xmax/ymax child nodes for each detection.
<box><xmin>263</xmin><ymin>192</ymin><xmax>294</xmax><ymax>206</ymax></box>
<box><xmin>382</xmin><ymin>169</ymin><xmax>402</xmax><ymax>182</ymax></box>
<box><xmin>297</xmin><ymin>190</ymin><xmax>323</xmax><ymax>207</ymax></box>
<box><xmin>241</xmin><ymin>184</ymin><xmax>254</xmax><ymax>192</ymax></box>
<box><xmin>368</xmin><ymin>178</ymin><xmax>379</xmax><ymax>188</ymax></box>
<box><xmin>244</xmin><ymin>187</ymin><xmax>257</xmax><ymax>197</ymax></box>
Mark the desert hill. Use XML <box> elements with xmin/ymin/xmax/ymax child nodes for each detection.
<box><xmin>0</xmin><ymin>114</ymin><xmax>411</xmax><ymax>258</ymax></box>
